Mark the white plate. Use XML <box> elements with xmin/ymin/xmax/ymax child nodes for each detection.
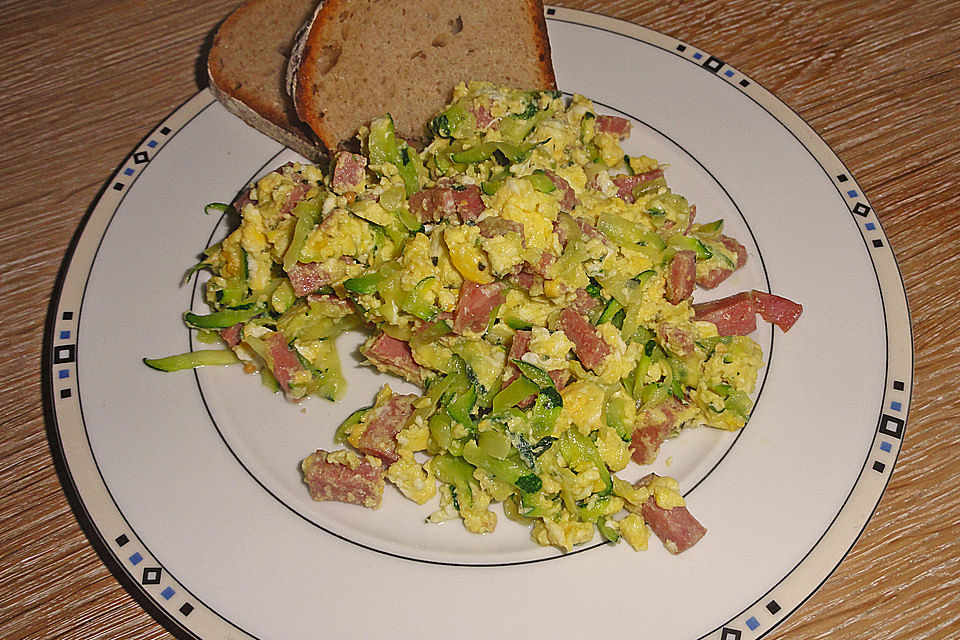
<box><xmin>46</xmin><ymin>7</ymin><xmax>911</xmax><ymax>640</ymax></box>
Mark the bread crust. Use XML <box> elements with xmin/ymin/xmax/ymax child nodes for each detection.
<box><xmin>207</xmin><ymin>0</ymin><xmax>327</xmax><ymax>161</ymax></box>
<box><xmin>524</xmin><ymin>0</ymin><xmax>558</xmax><ymax>89</ymax></box>
<box><xmin>288</xmin><ymin>0</ymin><xmax>345</xmax><ymax>149</ymax></box>
<box><xmin>286</xmin><ymin>1</ymin><xmax>327</xmax><ymax>105</ymax></box>
<box><xmin>208</xmin><ymin>73</ymin><xmax>325</xmax><ymax>161</ymax></box>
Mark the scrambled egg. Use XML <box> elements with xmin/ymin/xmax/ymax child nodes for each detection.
<box><xmin>485</xmin><ymin>178</ymin><xmax>561</xmax><ymax>256</ymax></box>
<box><xmin>191</xmin><ymin>82</ymin><xmax>769</xmax><ymax>555</ymax></box>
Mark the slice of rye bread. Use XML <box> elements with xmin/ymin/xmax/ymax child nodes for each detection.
<box><xmin>207</xmin><ymin>0</ymin><xmax>326</xmax><ymax>161</ymax></box>
<box><xmin>288</xmin><ymin>0</ymin><xmax>557</xmax><ymax>150</ymax></box>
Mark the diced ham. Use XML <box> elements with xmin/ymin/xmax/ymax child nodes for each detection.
<box><xmin>666</xmin><ymin>250</ymin><xmax>697</xmax><ymax>304</ymax></box>
<box><xmin>697</xmin><ymin>234</ymin><xmax>747</xmax><ymax>289</ymax></box>
<box><xmin>694</xmin><ymin>290</ymin><xmax>802</xmax><ymax>335</ymax></box>
<box><xmin>636</xmin><ymin>474</ymin><xmax>707</xmax><ymax>554</ymax></box>
<box><xmin>527</xmin><ymin>251</ymin><xmax>555</xmax><ymax>277</ymax></box>
<box><xmin>544</xmin><ymin>170</ymin><xmax>577</xmax><ymax>211</ymax></box>
<box><xmin>548</xmin><ymin>368</ymin><xmax>570</xmax><ymax>390</ymax></box>
<box><xmin>630</xmin><ymin>397</ymin><xmax>686</xmax><ymax>464</ymax></box>
<box><xmin>355</xmin><ymin>394</ymin><xmax>418</xmax><ymax>463</ymax></box>
<box><xmin>302</xmin><ymin>449</ymin><xmax>386</xmax><ymax>509</ymax></box>
<box><xmin>478</xmin><ymin>216</ymin><xmax>523</xmax><ymax>239</ymax></box>
<box><xmin>502</xmin><ymin>329</ymin><xmax>532</xmax><ymax>388</ymax></box>
<box><xmin>265</xmin><ymin>331</ymin><xmax>306</xmax><ymax>398</ymax></box>
<box><xmin>508</xmin><ymin>268</ymin><xmax>542</xmax><ymax>291</ymax></box>
<box><xmin>361</xmin><ymin>333</ymin><xmax>425</xmax><ymax>383</ymax></box>
<box><xmin>693</xmin><ymin>292</ymin><xmax>757</xmax><ymax>336</ymax></box>
<box><xmin>643</xmin><ymin>500</ymin><xmax>707</xmax><ymax>554</ymax></box>
<box><xmin>537</xmin><ymin>251</ymin><xmax>556</xmax><ymax>275</ymax></box>
<box><xmin>656</xmin><ymin>322</ymin><xmax>695</xmax><ymax>356</ymax></box>
<box><xmin>558</xmin><ymin>308</ymin><xmax>610</xmax><ymax>370</ymax></box>
<box><xmin>233</xmin><ymin>162</ymin><xmax>307</xmax><ymax>219</ymax></box>
<box><xmin>232</xmin><ymin>163</ymin><xmax>309</xmax><ymax>216</ymax></box>
<box><xmin>277</xmin><ymin>181</ymin><xmax>310</xmax><ymax>219</ymax></box>
<box><xmin>509</xmin><ymin>329</ymin><xmax>532</xmax><ymax>363</ymax></box>
<box><xmin>470</xmin><ymin>104</ymin><xmax>496</xmax><ymax>129</ymax></box>
<box><xmin>751</xmin><ymin>290</ymin><xmax>803</xmax><ymax>332</ymax></box>
<box><xmin>409</xmin><ymin>187</ymin><xmax>455</xmax><ymax>223</ymax></box>
<box><xmin>287</xmin><ymin>261</ymin><xmax>334</xmax><ymax>297</ymax></box>
<box><xmin>220</xmin><ymin>323</ymin><xmax>243</xmax><ymax>348</ymax></box>
<box><xmin>231</xmin><ymin>187</ymin><xmax>254</xmax><ymax>213</ymax></box>
<box><xmin>331</xmin><ymin>152</ymin><xmax>367</xmax><ymax>194</ymax></box>
<box><xmin>597</xmin><ymin>114</ymin><xmax>632</xmax><ymax>138</ymax></box>
<box><xmin>453</xmin><ymin>184</ymin><xmax>485</xmax><ymax>222</ymax></box>
<box><xmin>568</xmin><ymin>288</ymin><xmax>601</xmax><ymax>315</ymax></box>
<box><xmin>611</xmin><ymin>169</ymin><xmax>664</xmax><ymax>204</ymax></box>
<box><xmin>453</xmin><ymin>282</ymin><xmax>505</xmax><ymax>334</ymax></box>
<box><xmin>409</xmin><ymin>183</ymin><xmax>485</xmax><ymax>223</ymax></box>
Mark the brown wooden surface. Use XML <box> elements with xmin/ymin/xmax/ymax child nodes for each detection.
<box><xmin>1</xmin><ymin>0</ymin><xmax>957</xmax><ymax>638</ymax></box>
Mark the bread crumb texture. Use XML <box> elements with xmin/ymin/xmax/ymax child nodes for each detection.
<box><xmin>294</xmin><ymin>0</ymin><xmax>555</xmax><ymax>148</ymax></box>
<box><xmin>211</xmin><ymin>0</ymin><xmax>321</xmax><ymax>121</ymax></box>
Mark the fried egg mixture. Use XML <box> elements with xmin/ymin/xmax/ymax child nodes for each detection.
<box><xmin>169</xmin><ymin>83</ymin><xmax>766</xmax><ymax>553</ymax></box>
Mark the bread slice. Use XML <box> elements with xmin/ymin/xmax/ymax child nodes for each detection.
<box><xmin>208</xmin><ymin>0</ymin><xmax>326</xmax><ymax>161</ymax></box>
<box><xmin>288</xmin><ymin>0</ymin><xmax>556</xmax><ymax>149</ymax></box>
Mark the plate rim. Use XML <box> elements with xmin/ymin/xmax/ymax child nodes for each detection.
<box><xmin>545</xmin><ymin>8</ymin><xmax>914</xmax><ymax>638</ymax></box>
<box><xmin>43</xmin><ymin>7</ymin><xmax>914</xmax><ymax>640</ymax></box>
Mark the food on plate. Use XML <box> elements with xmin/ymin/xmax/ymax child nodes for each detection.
<box><xmin>207</xmin><ymin>0</ymin><xmax>324</xmax><ymax>161</ymax></box>
<box><xmin>693</xmin><ymin>290</ymin><xmax>803</xmax><ymax>336</ymax></box>
<box><xmin>145</xmin><ymin>82</ymin><xmax>802</xmax><ymax>553</ymax></box>
<box><xmin>288</xmin><ymin>0</ymin><xmax>556</xmax><ymax>149</ymax></box>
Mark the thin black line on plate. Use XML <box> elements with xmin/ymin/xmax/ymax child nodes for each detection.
<box><xmin>189</xmin><ymin>88</ymin><xmax>777</xmax><ymax>567</ymax></box>
<box><xmin>189</xmin><ymin>153</ymin><xmax>600</xmax><ymax>566</ymax></box>
<box><xmin>46</xmin><ymin>10</ymin><xmax>913</xmax><ymax>640</ymax></box>
<box><xmin>48</xmin><ymin>93</ymin><xmax>248</xmax><ymax>640</ymax></box>
<box><xmin>543</xmin><ymin>9</ymin><xmax>910</xmax><ymax>640</ymax></box>
<box><xmin>582</xmin><ymin>94</ymin><xmax>775</xmax><ymax>499</ymax></box>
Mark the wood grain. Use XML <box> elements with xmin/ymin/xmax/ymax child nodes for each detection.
<box><xmin>1</xmin><ymin>1</ymin><xmax>957</xmax><ymax>639</ymax></box>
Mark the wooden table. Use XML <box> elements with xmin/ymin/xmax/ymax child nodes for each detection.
<box><xmin>1</xmin><ymin>1</ymin><xmax>957</xmax><ymax>638</ymax></box>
